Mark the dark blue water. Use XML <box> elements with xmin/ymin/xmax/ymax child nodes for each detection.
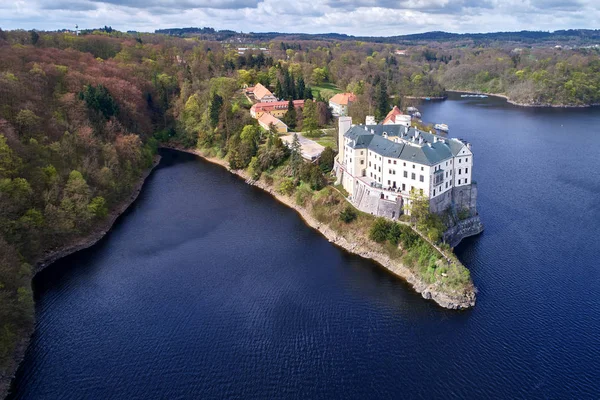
<box><xmin>8</xmin><ymin>95</ymin><xmax>600</xmax><ymax>399</ymax></box>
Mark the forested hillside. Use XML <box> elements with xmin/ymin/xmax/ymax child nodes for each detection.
<box><xmin>0</xmin><ymin>32</ymin><xmax>176</xmax><ymax>377</ymax></box>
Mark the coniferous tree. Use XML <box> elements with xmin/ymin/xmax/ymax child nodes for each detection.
<box><xmin>283</xmin><ymin>99</ymin><xmax>297</xmax><ymax>130</ymax></box>
<box><xmin>375</xmin><ymin>81</ymin><xmax>389</xmax><ymax>120</ymax></box>
<box><xmin>297</xmin><ymin>76</ymin><xmax>306</xmax><ymax>100</ymax></box>
<box><xmin>209</xmin><ymin>92</ymin><xmax>223</xmax><ymax>128</ymax></box>
<box><xmin>289</xmin><ymin>133</ymin><xmax>303</xmax><ymax>177</ymax></box>
<box><xmin>275</xmin><ymin>80</ymin><xmax>284</xmax><ymax>100</ymax></box>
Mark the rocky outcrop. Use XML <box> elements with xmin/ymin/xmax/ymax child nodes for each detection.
<box><xmin>443</xmin><ymin>215</ymin><xmax>484</xmax><ymax>248</ymax></box>
<box><xmin>166</xmin><ymin>145</ymin><xmax>476</xmax><ymax>310</ymax></box>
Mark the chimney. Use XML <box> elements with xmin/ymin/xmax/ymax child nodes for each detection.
<box><xmin>467</xmin><ymin>143</ymin><xmax>472</xmax><ymax>150</ymax></box>
<box><xmin>338</xmin><ymin>116</ymin><xmax>352</xmax><ymax>163</ymax></box>
<box><xmin>370</xmin><ymin>129</ymin><xmax>375</xmax><ymax>134</ymax></box>
<box><xmin>433</xmin><ymin>136</ymin><xmax>438</xmax><ymax>143</ymax></box>
<box><xmin>419</xmin><ymin>136</ymin><xmax>423</xmax><ymax>145</ymax></box>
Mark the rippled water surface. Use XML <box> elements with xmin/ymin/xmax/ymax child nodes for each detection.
<box><xmin>8</xmin><ymin>95</ymin><xmax>600</xmax><ymax>399</ymax></box>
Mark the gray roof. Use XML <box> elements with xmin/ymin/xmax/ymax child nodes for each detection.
<box><xmin>345</xmin><ymin>124</ymin><xmax>467</xmax><ymax>165</ymax></box>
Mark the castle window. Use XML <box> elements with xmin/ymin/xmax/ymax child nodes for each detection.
<box><xmin>459</xmin><ymin>168</ymin><xmax>462</xmax><ymax>174</ymax></box>
<box><xmin>403</xmin><ymin>162</ymin><xmax>406</xmax><ymax>166</ymax></box>
<box><xmin>421</xmin><ymin>166</ymin><xmax>424</xmax><ymax>171</ymax></box>
<box><xmin>433</xmin><ymin>189</ymin><xmax>436</xmax><ymax>196</ymax></box>
<box><xmin>393</xmin><ymin>160</ymin><xmax>397</xmax><ymax>165</ymax></box>
<box><xmin>459</xmin><ymin>158</ymin><xmax>462</xmax><ymax>163</ymax></box>
<box><xmin>388</xmin><ymin>159</ymin><xmax>391</xmax><ymax>164</ymax></box>
<box><xmin>411</xmin><ymin>173</ymin><xmax>416</xmax><ymax>180</ymax></box>
<box><xmin>458</xmin><ymin>179</ymin><xmax>462</xmax><ymax>184</ymax></box>
<box><xmin>402</xmin><ymin>184</ymin><xmax>406</xmax><ymax>191</ymax></box>
<box><xmin>361</xmin><ymin>160</ymin><xmax>364</xmax><ymax>165</ymax></box>
<box><xmin>388</xmin><ymin>180</ymin><xmax>391</xmax><ymax>185</ymax></box>
<box><xmin>465</xmin><ymin>178</ymin><xmax>468</xmax><ymax>184</ymax></box>
<box><xmin>466</xmin><ymin>167</ymin><xmax>469</xmax><ymax>174</ymax></box>
<box><xmin>404</xmin><ymin>171</ymin><xmax>408</xmax><ymax>178</ymax></box>
<box><xmin>419</xmin><ymin>175</ymin><xmax>424</xmax><ymax>182</ymax></box>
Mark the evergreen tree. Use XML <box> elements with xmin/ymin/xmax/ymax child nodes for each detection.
<box><xmin>303</xmin><ymin>85</ymin><xmax>313</xmax><ymax>100</ymax></box>
<box><xmin>283</xmin><ymin>99</ymin><xmax>297</xmax><ymax>130</ymax></box>
<box><xmin>375</xmin><ymin>80</ymin><xmax>389</xmax><ymax>120</ymax></box>
<box><xmin>209</xmin><ymin>92</ymin><xmax>223</xmax><ymax>128</ymax></box>
<box><xmin>297</xmin><ymin>76</ymin><xmax>306</xmax><ymax>100</ymax></box>
<box><xmin>289</xmin><ymin>133</ymin><xmax>303</xmax><ymax>177</ymax></box>
<box><xmin>302</xmin><ymin>99</ymin><xmax>318</xmax><ymax>137</ymax></box>
<box><xmin>275</xmin><ymin>79</ymin><xmax>284</xmax><ymax>100</ymax></box>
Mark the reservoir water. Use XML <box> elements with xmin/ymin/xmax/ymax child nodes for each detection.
<box><xmin>8</xmin><ymin>94</ymin><xmax>600</xmax><ymax>399</ymax></box>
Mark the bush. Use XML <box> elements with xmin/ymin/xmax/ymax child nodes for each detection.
<box><xmin>386</xmin><ymin>223</ymin><xmax>403</xmax><ymax>245</ymax></box>
<box><xmin>277</xmin><ymin>178</ymin><xmax>295</xmax><ymax>196</ymax></box>
<box><xmin>295</xmin><ymin>183</ymin><xmax>313</xmax><ymax>206</ymax></box>
<box><xmin>369</xmin><ymin>218</ymin><xmax>392</xmax><ymax>243</ymax></box>
<box><xmin>339</xmin><ymin>205</ymin><xmax>357</xmax><ymax>223</ymax></box>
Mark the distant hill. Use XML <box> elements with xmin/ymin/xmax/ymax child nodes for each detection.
<box><xmin>154</xmin><ymin>27</ymin><xmax>600</xmax><ymax>46</ymax></box>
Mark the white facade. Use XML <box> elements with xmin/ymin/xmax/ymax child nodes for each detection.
<box><xmin>337</xmin><ymin>119</ymin><xmax>473</xmax><ymax>214</ymax></box>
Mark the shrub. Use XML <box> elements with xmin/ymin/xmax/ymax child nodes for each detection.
<box><xmin>386</xmin><ymin>223</ymin><xmax>403</xmax><ymax>245</ymax></box>
<box><xmin>277</xmin><ymin>178</ymin><xmax>295</xmax><ymax>196</ymax></box>
<box><xmin>339</xmin><ymin>205</ymin><xmax>357</xmax><ymax>223</ymax></box>
<box><xmin>295</xmin><ymin>183</ymin><xmax>313</xmax><ymax>206</ymax></box>
<box><xmin>369</xmin><ymin>217</ymin><xmax>392</xmax><ymax>243</ymax></box>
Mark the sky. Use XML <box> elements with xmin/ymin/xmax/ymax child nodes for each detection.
<box><xmin>0</xmin><ymin>0</ymin><xmax>597</xmax><ymax>36</ymax></box>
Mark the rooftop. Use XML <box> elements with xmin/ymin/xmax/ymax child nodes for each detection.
<box><xmin>345</xmin><ymin>124</ymin><xmax>469</xmax><ymax>165</ymax></box>
<box><xmin>329</xmin><ymin>92</ymin><xmax>357</xmax><ymax>106</ymax></box>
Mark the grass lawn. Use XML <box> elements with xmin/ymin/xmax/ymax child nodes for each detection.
<box><xmin>311</xmin><ymin>82</ymin><xmax>342</xmax><ymax>99</ymax></box>
<box><xmin>313</xmin><ymin>128</ymin><xmax>337</xmax><ymax>150</ymax></box>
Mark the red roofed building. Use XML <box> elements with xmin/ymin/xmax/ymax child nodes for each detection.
<box><xmin>258</xmin><ymin>113</ymin><xmax>288</xmax><ymax>133</ymax></box>
<box><xmin>382</xmin><ymin>106</ymin><xmax>411</xmax><ymax>127</ymax></box>
<box><xmin>250</xmin><ymin>100</ymin><xmax>304</xmax><ymax>119</ymax></box>
<box><xmin>329</xmin><ymin>92</ymin><xmax>357</xmax><ymax>116</ymax></box>
<box><xmin>245</xmin><ymin>83</ymin><xmax>277</xmax><ymax>103</ymax></box>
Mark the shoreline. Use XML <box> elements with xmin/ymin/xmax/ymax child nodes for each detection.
<box><xmin>446</xmin><ymin>89</ymin><xmax>600</xmax><ymax>108</ymax></box>
<box><xmin>162</xmin><ymin>144</ymin><xmax>476</xmax><ymax>311</ymax></box>
<box><xmin>1</xmin><ymin>155</ymin><xmax>162</xmax><ymax>399</ymax></box>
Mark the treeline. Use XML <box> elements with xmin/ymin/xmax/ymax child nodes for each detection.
<box><xmin>435</xmin><ymin>47</ymin><xmax>600</xmax><ymax>105</ymax></box>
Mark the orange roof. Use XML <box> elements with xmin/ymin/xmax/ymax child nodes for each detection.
<box><xmin>329</xmin><ymin>92</ymin><xmax>357</xmax><ymax>106</ymax></box>
<box><xmin>258</xmin><ymin>113</ymin><xmax>287</xmax><ymax>127</ymax></box>
<box><xmin>252</xmin><ymin>83</ymin><xmax>274</xmax><ymax>100</ymax></box>
<box><xmin>383</xmin><ymin>106</ymin><xmax>404</xmax><ymax>124</ymax></box>
<box><xmin>251</xmin><ymin>100</ymin><xmax>304</xmax><ymax>114</ymax></box>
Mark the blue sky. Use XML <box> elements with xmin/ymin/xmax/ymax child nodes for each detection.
<box><xmin>0</xmin><ymin>0</ymin><xmax>596</xmax><ymax>35</ymax></box>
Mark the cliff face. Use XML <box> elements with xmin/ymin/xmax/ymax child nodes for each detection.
<box><xmin>443</xmin><ymin>216</ymin><xmax>484</xmax><ymax>248</ymax></box>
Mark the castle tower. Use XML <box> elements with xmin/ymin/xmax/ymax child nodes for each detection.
<box><xmin>338</xmin><ymin>116</ymin><xmax>352</xmax><ymax>163</ymax></box>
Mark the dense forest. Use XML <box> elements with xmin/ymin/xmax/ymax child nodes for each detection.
<box><xmin>1</xmin><ymin>27</ymin><xmax>600</xmax><ymax>384</ymax></box>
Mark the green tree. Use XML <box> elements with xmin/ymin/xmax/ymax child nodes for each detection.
<box><xmin>0</xmin><ymin>135</ymin><xmax>22</xmax><ymax>178</ymax></box>
<box><xmin>209</xmin><ymin>92</ymin><xmax>223</xmax><ymax>128</ymax></box>
<box><xmin>302</xmin><ymin>99</ymin><xmax>318</xmax><ymax>137</ymax></box>
<box><xmin>319</xmin><ymin>146</ymin><xmax>335</xmax><ymax>173</ymax></box>
<box><xmin>289</xmin><ymin>133</ymin><xmax>303</xmax><ymax>177</ymax></box>
<box><xmin>87</xmin><ymin>196</ymin><xmax>108</xmax><ymax>219</ymax></box>
<box><xmin>282</xmin><ymin>100</ymin><xmax>297</xmax><ymax>130</ymax></box>
<box><xmin>79</xmin><ymin>84</ymin><xmax>119</xmax><ymax>120</ymax></box>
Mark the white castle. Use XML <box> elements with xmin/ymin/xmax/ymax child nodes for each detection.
<box><xmin>334</xmin><ymin>113</ymin><xmax>478</xmax><ymax>220</ymax></box>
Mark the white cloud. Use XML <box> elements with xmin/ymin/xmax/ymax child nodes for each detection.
<box><xmin>0</xmin><ymin>0</ymin><xmax>597</xmax><ymax>35</ymax></box>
